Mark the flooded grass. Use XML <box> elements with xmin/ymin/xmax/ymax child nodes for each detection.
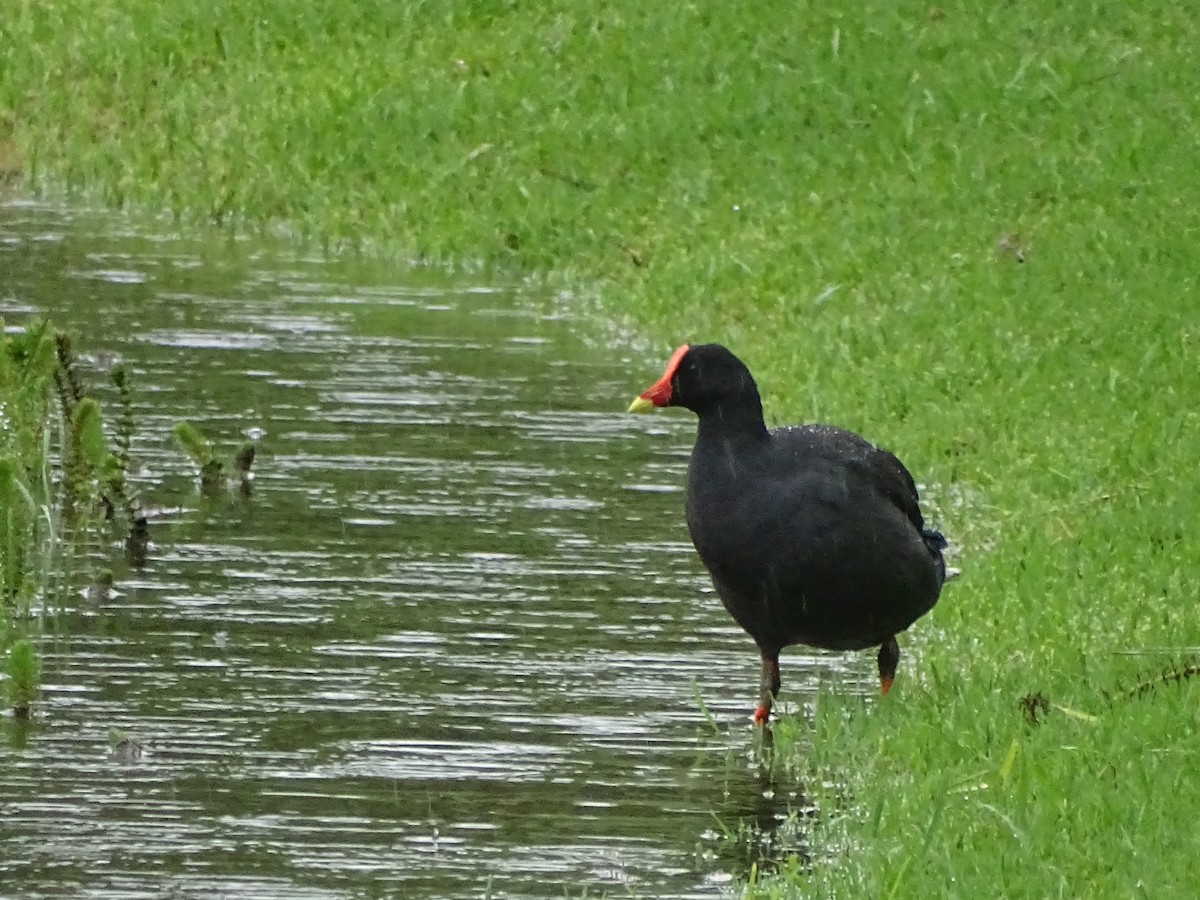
<box><xmin>3</xmin><ymin>3</ymin><xmax>1200</xmax><ymax>896</ymax></box>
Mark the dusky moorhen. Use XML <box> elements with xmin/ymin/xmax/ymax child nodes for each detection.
<box><xmin>629</xmin><ymin>343</ymin><xmax>948</xmax><ymax>724</ymax></box>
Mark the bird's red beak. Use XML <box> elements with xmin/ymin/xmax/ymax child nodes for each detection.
<box><xmin>627</xmin><ymin>344</ymin><xmax>689</xmax><ymax>413</ymax></box>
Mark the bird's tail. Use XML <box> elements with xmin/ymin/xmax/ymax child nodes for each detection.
<box><xmin>922</xmin><ymin>528</ymin><xmax>953</xmax><ymax>586</ymax></box>
<box><xmin>921</xmin><ymin>527</ymin><xmax>948</xmax><ymax>553</ymax></box>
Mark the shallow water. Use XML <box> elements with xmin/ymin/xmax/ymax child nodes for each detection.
<box><xmin>0</xmin><ymin>202</ymin><xmax>856</xmax><ymax>898</ymax></box>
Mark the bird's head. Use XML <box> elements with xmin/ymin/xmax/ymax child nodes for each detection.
<box><xmin>627</xmin><ymin>343</ymin><xmax>759</xmax><ymax>418</ymax></box>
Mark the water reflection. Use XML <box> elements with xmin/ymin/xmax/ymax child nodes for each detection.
<box><xmin>0</xmin><ymin>202</ymin><xmax>832</xmax><ymax>898</ymax></box>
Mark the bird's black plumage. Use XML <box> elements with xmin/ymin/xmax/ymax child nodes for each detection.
<box><xmin>631</xmin><ymin>343</ymin><xmax>948</xmax><ymax>723</ymax></box>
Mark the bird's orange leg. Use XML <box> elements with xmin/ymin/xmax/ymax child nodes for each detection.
<box><xmin>878</xmin><ymin>635</ymin><xmax>900</xmax><ymax>695</ymax></box>
<box><xmin>754</xmin><ymin>652</ymin><xmax>781</xmax><ymax>724</ymax></box>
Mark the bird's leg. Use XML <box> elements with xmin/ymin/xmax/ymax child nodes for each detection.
<box><xmin>754</xmin><ymin>652</ymin><xmax>781</xmax><ymax>725</ymax></box>
<box><xmin>877</xmin><ymin>636</ymin><xmax>900</xmax><ymax>695</ymax></box>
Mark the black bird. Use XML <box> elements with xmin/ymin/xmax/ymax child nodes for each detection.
<box><xmin>629</xmin><ymin>343</ymin><xmax>949</xmax><ymax>724</ymax></box>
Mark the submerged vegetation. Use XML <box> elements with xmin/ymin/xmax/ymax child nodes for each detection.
<box><xmin>3</xmin><ymin>1</ymin><xmax>1199</xmax><ymax>895</ymax></box>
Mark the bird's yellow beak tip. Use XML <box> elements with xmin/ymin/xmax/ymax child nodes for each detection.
<box><xmin>627</xmin><ymin>396</ymin><xmax>655</xmax><ymax>414</ymax></box>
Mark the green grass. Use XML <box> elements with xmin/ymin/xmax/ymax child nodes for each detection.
<box><xmin>749</xmin><ymin>670</ymin><xmax>1200</xmax><ymax>898</ymax></box>
<box><xmin>3</xmin><ymin>1</ymin><xmax>1200</xmax><ymax>894</ymax></box>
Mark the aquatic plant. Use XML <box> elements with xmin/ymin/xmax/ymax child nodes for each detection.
<box><xmin>5</xmin><ymin>637</ymin><xmax>39</xmax><ymax>719</ymax></box>
<box><xmin>106</xmin><ymin>727</ymin><xmax>144</xmax><ymax>764</ymax></box>
<box><xmin>0</xmin><ymin>318</ymin><xmax>60</xmax><ymax>612</ymax></box>
<box><xmin>0</xmin><ymin>317</ymin><xmax>155</xmax><ymax>715</ymax></box>
<box><xmin>173</xmin><ymin>421</ymin><xmax>256</xmax><ymax>498</ymax></box>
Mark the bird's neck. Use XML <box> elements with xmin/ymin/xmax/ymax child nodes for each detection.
<box><xmin>695</xmin><ymin>396</ymin><xmax>770</xmax><ymax>448</ymax></box>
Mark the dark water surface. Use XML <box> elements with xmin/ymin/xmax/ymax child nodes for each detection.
<box><xmin>0</xmin><ymin>202</ymin><xmax>842</xmax><ymax>899</ymax></box>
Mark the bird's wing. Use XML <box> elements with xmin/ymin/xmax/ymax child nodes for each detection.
<box><xmin>865</xmin><ymin>446</ymin><xmax>926</xmax><ymax>533</ymax></box>
<box><xmin>772</xmin><ymin>424</ymin><xmax>926</xmax><ymax>533</ymax></box>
